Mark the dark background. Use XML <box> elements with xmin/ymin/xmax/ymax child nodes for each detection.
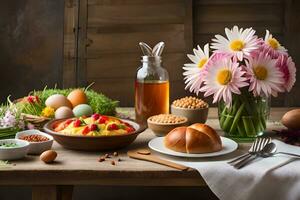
<box><xmin>1</xmin><ymin>0</ymin><xmax>300</xmax><ymax>106</ymax></box>
<box><xmin>0</xmin><ymin>0</ymin><xmax>64</xmax><ymax>101</ymax></box>
<box><xmin>0</xmin><ymin>0</ymin><xmax>299</xmax><ymax>199</ymax></box>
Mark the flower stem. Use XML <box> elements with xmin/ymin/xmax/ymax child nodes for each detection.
<box><xmin>229</xmin><ymin>102</ymin><xmax>245</xmax><ymax>134</ymax></box>
<box><xmin>237</xmin><ymin>121</ymin><xmax>245</xmax><ymax>137</ymax></box>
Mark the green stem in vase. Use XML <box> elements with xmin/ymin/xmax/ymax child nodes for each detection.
<box><xmin>255</xmin><ymin>97</ymin><xmax>267</xmax><ymax>131</ymax></box>
<box><xmin>261</xmin><ymin>115</ymin><xmax>266</xmax><ymax>130</ymax></box>
<box><xmin>219</xmin><ymin>104</ymin><xmax>228</xmax><ymax>126</ymax></box>
<box><xmin>242</xmin><ymin>117</ymin><xmax>251</xmax><ymax>136</ymax></box>
<box><xmin>241</xmin><ymin>94</ymin><xmax>262</xmax><ymax>134</ymax></box>
<box><xmin>242</xmin><ymin>117</ymin><xmax>256</xmax><ymax>136</ymax></box>
<box><xmin>223</xmin><ymin>97</ymin><xmax>239</xmax><ymax>133</ymax></box>
<box><xmin>222</xmin><ymin>114</ymin><xmax>232</xmax><ymax>132</ymax></box>
<box><xmin>237</xmin><ymin>121</ymin><xmax>246</xmax><ymax>137</ymax></box>
<box><xmin>229</xmin><ymin>102</ymin><xmax>245</xmax><ymax>134</ymax></box>
<box><xmin>256</xmin><ymin>99</ymin><xmax>265</xmax><ymax>131</ymax></box>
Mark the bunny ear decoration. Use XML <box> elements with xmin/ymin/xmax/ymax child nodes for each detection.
<box><xmin>139</xmin><ymin>42</ymin><xmax>153</xmax><ymax>56</ymax></box>
<box><xmin>152</xmin><ymin>42</ymin><xmax>165</xmax><ymax>56</ymax></box>
<box><xmin>139</xmin><ymin>41</ymin><xmax>165</xmax><ymax>56</ymax></box>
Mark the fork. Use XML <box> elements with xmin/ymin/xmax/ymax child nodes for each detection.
<box><xmin>231</xmin><ymin>137</ymin><xmax>272</xmax><ymax>167</ymax></box>
<box><xmin>228</xmin><ymin>137</ymin><xmax>271</xmax><ymax>165</ymax></box>
<box><xmin>228</xmin><ymin>137</ymin><xmax>262</xmax><ymax>164</ymax></box>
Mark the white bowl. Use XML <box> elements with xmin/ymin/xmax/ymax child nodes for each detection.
<box><xmin>0</xmin><ymin>139</ymin><xmax>30</xmax><ymax>160</ymax></box>
<box><xmin>16</xmin><ymin>129</ymin><xmax>53</xmax><ymax>155</ymax></box>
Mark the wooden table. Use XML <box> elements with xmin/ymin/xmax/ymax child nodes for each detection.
<box><xmin>0</xmin><ymin>108</ymin><xmax>288</xmax><ymax>200</ymax></box>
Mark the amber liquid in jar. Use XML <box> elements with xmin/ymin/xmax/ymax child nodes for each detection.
<box><xmin>135</xmin><ymin>80</ymin><xmax>169</xmax><ymax>124</ymax></box>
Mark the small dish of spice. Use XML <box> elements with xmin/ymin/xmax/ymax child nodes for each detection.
<box><xmin>171</xmin><ymin>96</ymin><xmax>209</xmax><ymax>124</ymax></box>
<box><xmin>16</xmin><ymin>130</ymin><xmax>53</xmax><ymax>155</ymax></box>
<box><xmin>147</xmin><ymin>114</ymin><xmax>188</xmax><ymax>136</ymax></box>
<box><xmin>19</xmin><ymin>134</ymin><xmax>50</xmax><ymax>143</ymax></box>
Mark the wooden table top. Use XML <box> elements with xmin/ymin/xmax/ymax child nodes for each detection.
<box><xmin>0</xmin><ymin>107</ymin><xmax>288</xmax><ymax>186</ymax></box>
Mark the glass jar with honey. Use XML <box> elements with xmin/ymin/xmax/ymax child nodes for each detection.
<box><xmin>135</xmin><ymin>56</ymin><xmax>169</xmax><ymax>125</ymax></box>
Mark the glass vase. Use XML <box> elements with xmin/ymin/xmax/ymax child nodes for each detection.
<box><xmin>218</xmin><ymin>91</ymin><xmax>270</xmax><ymax>141</ymax></box>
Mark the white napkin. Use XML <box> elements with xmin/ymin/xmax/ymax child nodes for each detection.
<box><xmin>169</xmin><ymin>139</ymin><xmax>300</xmax><ymax>200</ymax></box>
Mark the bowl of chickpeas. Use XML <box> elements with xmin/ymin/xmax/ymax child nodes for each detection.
<box><xmin>171</xmin><ymin>96</ymin><xmax>209</xmax><ymax>125</ymax></box>
<box><xmin>147</xmin><ymin>114</ymin><xmax>188</xmax><ymax>136</ymax></box>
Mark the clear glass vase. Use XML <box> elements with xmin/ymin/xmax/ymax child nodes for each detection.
<box><xmin>218</xmin><ymin>91</ymin><xmax>270</xmax><ymax>141</ymax></box>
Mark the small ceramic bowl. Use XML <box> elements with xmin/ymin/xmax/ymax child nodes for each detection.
<box><xmin>171</xmin><ymin>105</ymin><xmax>209</xmax><ymax>125</ymax></box>
<box><xmin>16</xmin><ymin>129</ymin><xmax>53</xmax><ymax>155</ymax></box>
<box><xmin>0</xmin><ymin>139</ymin><xmax>30</xmax><ymax>160</ymax></box>
<box><xmin>147</xmin><ymin>115</ymin><xmax>188</xmax><ymax>136</ymax></box>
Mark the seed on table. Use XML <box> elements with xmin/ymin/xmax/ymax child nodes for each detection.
<box><xmin>111</xmin><ymin>161</ymin><xmax>116</xmax><ymax>165</ymax></box>
<box><xmin>118</xmin><ymin>158</ymin><xmax>122</xmax><ymax>162</ymax></box>
<box><xmin>98</xmin><ymin>157</ymin><xmax>105</xmax><ymax>162</ymax></box>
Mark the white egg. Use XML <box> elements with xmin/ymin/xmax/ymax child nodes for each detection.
<box><xmin>55</xmin><ymin>106</ymin><xmax>74</xmax><ymax>119</ymax></box>
<box><xmin>45</xmin><ymin>94</ymin><xmax>72</xmax><ymax>110</ymax></box>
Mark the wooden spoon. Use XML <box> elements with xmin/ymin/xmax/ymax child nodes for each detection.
<box><xmin>127</xmin><ymin>149</ymin><xmax>189</xmax><ymax>171</ymax></box>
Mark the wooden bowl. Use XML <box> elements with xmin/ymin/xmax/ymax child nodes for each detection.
<box><xmin>43</xmin><ymin>119</ymin><xmax>146</xmax><ymax>151</ymax></box>
<box><xmin>147</xmin><ymin>116</ymin><xmax>188</xmax><ymax>137</ymax></box>
<box><xmin>171</xmin><ymin>105</ymin><xmax>209</xmax><ymax>125</ymax></box>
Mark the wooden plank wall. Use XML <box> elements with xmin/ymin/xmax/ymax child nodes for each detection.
<box><xmin>63</xmin><ymin>0</ymin><xmax>300</xmax><ymax>107</ymax></box>
<box><xmin>0</xmin><ymin>0</ymin><xmax>64</xmax><ymax>102</ymax></box>
<box><xmin>86</xmin><ymin>0</ymin><xmax>190</xmax><ymax>106</ymax></box>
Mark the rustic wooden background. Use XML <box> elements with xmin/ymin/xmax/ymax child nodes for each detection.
<box><xmin>1</xmin><ymin>0</ymin><xmax>300</xmax><ymax>107</ymax></box>
<box><xmin>0</xmin><ymin>0</ymin><xmax>64</xmax><ymax>102</ymax></box>
<box><xmin>64</xmin><ymin>0</ymin><xmax>300</xmax><ymax>106</ymax></box>
<box><xmin>0</xmin><ymin>1</ymin><xmax>298</xmax><ymax>199</ymax></box>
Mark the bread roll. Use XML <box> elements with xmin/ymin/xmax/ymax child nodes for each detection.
<box><xmin>164</xmin><ymin>123</ymin><xmax>222</xmax><ymax>153</ymax></box>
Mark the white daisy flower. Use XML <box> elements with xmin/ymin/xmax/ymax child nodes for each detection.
<box><xmin>245</xmin><ymin>52</ymin><xmax>285</xmax><ymax>97</ymax></box>
<box><xmin>183</xmin><ymin>43</ymin><xmax>210</xmax><ymax>95</ymax></box>
<box><xmin>211</xmin><ymin>26</ymin><xmax>259</xmax><ymax>61</ymax></box>
<box><xmin>200</xmin><ymin>56</ymin><xmax>248</xmax><ymax>106</ymax></box>
<box><xmin>264</xmin><ymin>30</ymin><xmax>287</xmax><ymax>56</ymax></box>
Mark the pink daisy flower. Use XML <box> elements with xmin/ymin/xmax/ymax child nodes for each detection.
<box><xmin>200</xmin><ymin>56</ymin><xmax>248</xmax><ymax>106</ymax></box>
<box><xmin>276</xmin><ymin>55</ymin><xmax>296</xmax><ymax>92</ymax></box>
<box><xmin>245</xmin><ymin>52</ymin><xmax>285</xmax><ymax>97</ymax></box>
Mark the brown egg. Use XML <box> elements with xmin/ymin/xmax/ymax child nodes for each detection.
<box><xmin>281</xmin><ymin>109</ymin><xmax>300</xmax><ymax>130</ymax></box>
<box><xmin>40</xmin><ymin>150</ymin><xmax>57</xmax><ymax>163</ymax></box>
<box><xmin>67</xmin><ymin>89</ymin><xmax>88</xmax><ymax>108</ymax></box>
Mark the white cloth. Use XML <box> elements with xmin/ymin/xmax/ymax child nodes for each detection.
<box><xmin>168</xmin><ymin>140</ymin><xmax>300</xmax><ymax>200</ymax></box>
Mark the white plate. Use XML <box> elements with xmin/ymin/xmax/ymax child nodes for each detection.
<box><xmin>148</xmin><ymin>136</ymin><xmax>238</xmax><ymax>158</ymax></box>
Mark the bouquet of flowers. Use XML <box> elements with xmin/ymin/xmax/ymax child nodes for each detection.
<box><xmin>183</xmin><ymin>26</ymin><xmax>296</xmax><ymax>139</ymax></box>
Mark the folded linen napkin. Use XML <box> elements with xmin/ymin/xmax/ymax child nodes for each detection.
<box><xmin>167</xmin><ymin>139</ymin><xmax>300</xmax><ymax>200</ymax></box>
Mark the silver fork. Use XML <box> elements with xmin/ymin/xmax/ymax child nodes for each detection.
<box><xmin>228</xmin><ymin>137</ymin><xmax>271</xmax><ymax>165</ymax></box>
<box><xmin>232</xmin><ymin>137</ymin><xmax>272</xmax><ymax>168</ymax></box>
<box><xmin>228</xmin><ymin>137</ymin><xmax>262</xmax><ymax>164</ymax></box>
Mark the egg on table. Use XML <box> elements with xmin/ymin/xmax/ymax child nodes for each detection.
<box><xmin>281</xmin><ymin>109</ymin><xmax>300</xmax><ymax>130</ymax></box>
<box><xmin>40</xmin><ymin>150</ymin><xmax>57</xmax><ymax>163</ymax></box>
<box><xmin>67</xmin><ymin>89</ymin><xmax>88</xmax><ymax>108</ymax></box>
<box><xmin>55</xmin><ymin>106</ymin><xmax>74</xmax><ymax>119</ymax></box>
<box><xmin>45</xmin><ymin>94</ymin><xmax>72</xmax><ymax>110</ymax></box>
<box><xmin>73</xmin><ymin>104</ymin><xmax>93</xmax><ymax>117</ymax></box>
